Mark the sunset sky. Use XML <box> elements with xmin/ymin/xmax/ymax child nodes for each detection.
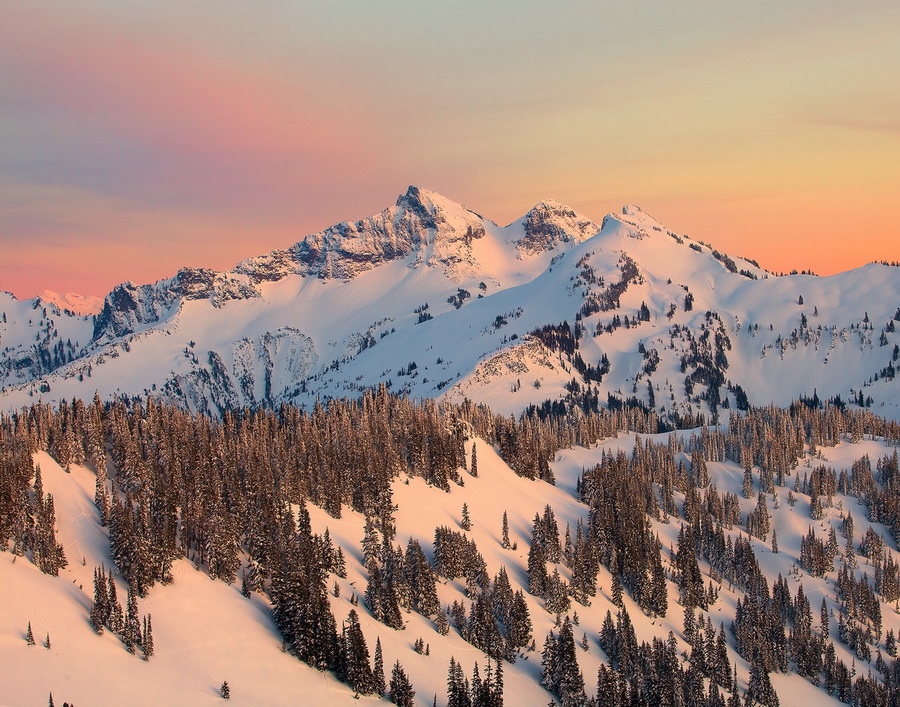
<box><xmin>2</xmin><ymin>1</ymin><xmax>898</xmax><ymax>299</ymax></box>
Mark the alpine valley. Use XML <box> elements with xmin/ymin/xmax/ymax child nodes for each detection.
<box><xmin>2</xmin><ymin>188</ymin><xmax>900</xmax><ymax>707</ymax></box>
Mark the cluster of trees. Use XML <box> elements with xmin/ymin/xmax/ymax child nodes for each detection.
<box><xmin>28</xmin><ymin>336</ymin><xmax>82</xmax><ymax>378</ymax></box>
<box><xmin>445</xmin><ymin>566</ymin><xmax>532</xmax><ymax>661</ymax></box>
<box><xmin>89</xmin><ymin>565</ymin><xmax>154</xmax><ymax>658</ymax></box>
<box><xmin>595</xmin><ymin>605</ymin><xmax>756</xmax><ymax>707</ymax></box>
<box><xmin>433</xmin><ymin>525</ymin><xmax>488</xmax><ymax>591</ymax></box>
<box><xmin>577</xmin><ymin>448</ymin><xmax>669</xmax><ymax>617</ymax></box>
<box><xmin>364</xmin><ymin>526</ymin><xmax>440</xmax><ymax>630</ymax></box>
<box><xmin>0</xmin><ymin>408</ymin><xmax>67</xmax><ymax>574</ymax></box>
<box><xmin>799</xmin><ymin>525</ymin><xmax>840</xmax><ymax>576</ymax></box>
<box><xmin>528</xmin><ymin>319</ymin><xmax>612</xmax><ymax>386</ymax></box>
<box><xmin>679</xmin><ymin>312</ymin><xmax>732</xmax><ymax>414</ymax></box>
<box><xmin>24</xmin><ymin>465</ymin><xmax>66</xmax><ymax>575</ymax></box>
<box><xmin>530</xmin><ymin>321</ymin><xmax>579</xmax><ymax>356</ymax></box>
<box><xmin>579</xmin><ymin>255</ymin><xmax>642</xmax><ymax>319</ymax></box>
<box><xmin>447</xmin><ymin>656</ymin><xmax>503</xmax><ymax>707</ymax></box>
<box><xmin>542</xmin><ymin>617</ymin><xmax>589</xmax><ymax>705</ymax></box>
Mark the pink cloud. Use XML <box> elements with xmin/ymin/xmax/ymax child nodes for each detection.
<box><xmin>0</xmin><ymin>6</ymin><xmax>381</xmax><ymax>214</ymax></box>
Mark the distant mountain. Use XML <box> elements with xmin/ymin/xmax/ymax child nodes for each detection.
<box><xmin>37</xmin><ymin>290</ymin><xmax>104</xmax><ymax>317</ymax></box>
<box><xmin>1</xmin><ymin>187</ymin><xmax>898</xmax><ymax>421</ymax></box>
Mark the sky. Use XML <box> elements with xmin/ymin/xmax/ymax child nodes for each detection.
<box><xmin>1</xmin><ymin>1</ymin><xmax>898</xmax><ymax>299</ymax></box>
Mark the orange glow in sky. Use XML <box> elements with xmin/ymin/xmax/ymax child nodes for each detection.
<box><xmin>1</xmin><ymin>2</ymin><xmax>897</xmax><ymax>298</ymax></box>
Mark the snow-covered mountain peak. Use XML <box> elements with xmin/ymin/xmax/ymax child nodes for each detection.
<box><xmin>37</xmin><ymin>290</ymin><xmax>104</xmax><ymax>316</ymax></box>
<box><xmin>4</xmin><ymin>187</ymin><xmax>899</xmax><ymax>424</ymax></box>
<box><xmin>599</xmin><ymin>204</ymin><xmax>668</xmax><ymax>236</ymax></box>
<box><xmin>277</xmin><ymin>186</ymin><xmax>490</xmax><ymax>281</ymax></box>
<box><xmin>394</xmin><ymin>185</ymin><xmax>485</xmax><ymax>224</ymax></box>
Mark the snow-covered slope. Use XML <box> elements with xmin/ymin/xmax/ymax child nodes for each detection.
<box><xmin>1</xmin><ymin>189</ymin><xmax>898</xmax><ymax>421</ymax></box>
<box><xmin>0</xmin><ymin>291</ymin><xmax>95</xmax><ymax>390</ymax></box>
<box><xmin>1</xmin><ymin>452</ymin><xmax>384</xmax><ymax>706</ymax></box>
<box><xmin>6</xmin><ymin>421</ymin><xmax>896</xmax><ymax>705</ymax></box>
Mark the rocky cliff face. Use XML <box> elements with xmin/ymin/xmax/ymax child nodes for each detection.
<box><xmin>517</xmin><ymin>200</ymin><xmax>598</xmax><ymax>256</ymax></box>
<box><xmin>92</xmin><ymin>268</ymin><xmax>260</xmax><ymax>343</ymax></box>
<box><xmin>157</xmin><ymin>327</ymin><xmax>317</xmax><ymax>415</ymax></box>
<box><xmin>235</xmin><ymin>249</ymin><xmax>297</xmax><ymax>284</ymax></box>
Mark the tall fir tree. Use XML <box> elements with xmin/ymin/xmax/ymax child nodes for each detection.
<box><xmin>373</xmin><ymin>637</ymin><xmax>386</xmax><ymax>696</ymax></box>
<box><xmin>124</xmin><ymin>583</ymin><xmax>141</xmax><ymax>653</ymax></box>
<box><xmin>541</xmin><ymin>618</ymin><xmax>585</xmax><ymax>706</ymax></box>
<box><xmin>107</xmin><ymin>575</ymin><xmax>124</xmax><ymax>635</ymax></box>
<box><xmin>90</xmin><ymin>566</ymin><xmax>109</xmax><ymax>633</ymax></box>
<box><xmin>501</xmin><ymin>511</ymin><xmax>510</xmax><ymax>549</ymax></box>
<box><xmin>746</xmin><ymin>663</ymin><xmax>779</xmax><ymax>707</ymax></box>
<box><xmin>389</xmin><ymin>661</ymin><xmax>415</xmax><ymax>707</ymax></box>
<box><xmin>339</xmin><ymin>609</ymin><xmax>377</xmax><ymax>696</ymax></box>
<box><xmin>142</xmin><ymin>614</ymin><xmax>154</xmax><ymax>660</ymax></box>
<box><xmin>447</xmin><ymin>657</ymin><xmax>472</xmax><ymax>707</ymax></box>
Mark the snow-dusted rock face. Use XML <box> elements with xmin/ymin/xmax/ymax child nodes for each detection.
<box><xmin>91</xmin><ymin>281</ymin><xmax>161</xmax><ymax>341</ymax></box>
<box><xmin>517</xmin><ymin>200</ymin><xmax>598</xmax><ymax>256</ymax></box>
<box><xmin>168</xmin><ymin>268</ymin><xmax>258</xmax><ymax>307</ymax></box>
<box><xmin>236</xmin><ymin>248</ymin><xmax>296</xmax><ymax>284</ymax></box>
<box><xmin>156</xmin><ymin>327</ymin><xmax>317</xmax><ymax>415</ymax></box>
<box><xmin>288</xmin><ymin>186</ymin><xmax>490</xmax><ymax>279</ymax></box>
<box><xmin>91</xmin><ymin>269</ymin><xmax>260</xmax><ymax>343</ymax></box>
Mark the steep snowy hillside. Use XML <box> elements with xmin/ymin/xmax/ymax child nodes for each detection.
<box><xmin>3</xmin><ymin>397</ymin><xmax>899</xmax><ymax>705</ymax></box>
<box><xmin>2</xmin><ymin>452</ymin><xmax>380</xmax><ymax>707</ymax></box>
<box><xmin>0</xmin><ymin>188</ymin><xmax>897</xmax><ymax>422</ymax></box>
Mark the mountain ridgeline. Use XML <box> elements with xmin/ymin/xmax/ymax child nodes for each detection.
<box><xmin>1</xmin><ymin>187</ymin><xmax>898</xmax><ymax>423</ymax></box>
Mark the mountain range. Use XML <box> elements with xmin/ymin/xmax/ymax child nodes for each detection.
<box><xmin>1</xmin><ymin>186</ymin><xmax>898</xmax><ymax>420</ymax></box>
